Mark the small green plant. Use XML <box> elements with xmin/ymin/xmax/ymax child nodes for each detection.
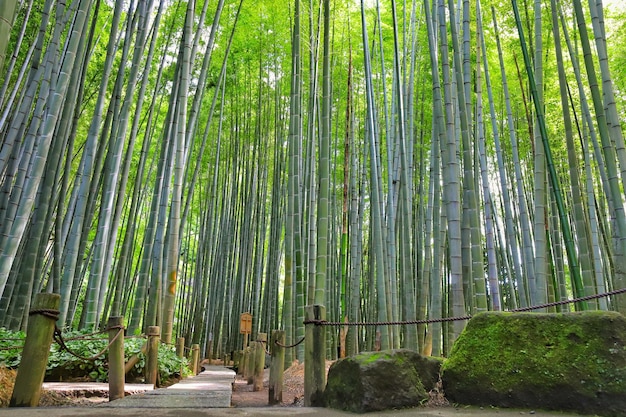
<box><xmin>124</xmin><ymin>338</ymin><xmax>192</xmax><ymax>383</ymax></box>
<box><xmin>1</xmin><ymin>328</ymin><xmax>192</xmax><ymax>383</ymax></box>
<box><xmin>0</xmin><ymin>328</ymin><xmax>25</xmax><ymax>368</ymax></box>
<box><xmin>156</xmin><ymin>343</ymin><xmax>193</xmax><ymax>383</ymax></box>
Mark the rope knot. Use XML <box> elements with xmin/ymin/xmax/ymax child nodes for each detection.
<box><xmin>303</xmin><ymin>319</ymin><xmax>327</xmax><ymax>326</ymax></box>
<box><xmin>28</xmin><ymin>308</ymin><xmax>60</xmax><ymax>321</ymax></box>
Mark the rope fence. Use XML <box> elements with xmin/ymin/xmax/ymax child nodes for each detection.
<box><xmin>53</xmin><ymin>325</ymin><xmax>124</xmax><ymax>362</ymax></box>
<box><xmin>274</xmin><ymin>336</ymin><xmax>305</xmax><ymax>348</ymax></box>
<box><xmin>3</xmin><ymin>314</ymin><xmax>175</xmax><ymax>368</ymax></box>
<box><xmin>13</xmin><ymin>308</ymin><xmax>128</xmax><ymax>362</ymax></box>
<box><xmin>10</xmin><ymin>286</ymin><xmax>626</xmax><ymax>355</ymax></box>
<box><xmin>303</xmin><ymin>286</ymin><xmax>626</xmax><ymax>328</ymax></box>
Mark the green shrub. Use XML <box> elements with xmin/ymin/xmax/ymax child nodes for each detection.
<box><xmin>0</xmin><ymin>328</ymin><xmax>25</xmax><ymax>368</ymax></box>
<box><xmin>0</xmin><ymin>328</ymin><xmax>192</xmax><ymax>383</ymax></box>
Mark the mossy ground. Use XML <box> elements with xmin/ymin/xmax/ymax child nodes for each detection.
<box><xmin>441</xmin><ymin>311</ymin><xmax>626</xmax><ymax>416</ymax></box>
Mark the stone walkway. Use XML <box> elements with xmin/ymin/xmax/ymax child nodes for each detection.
<box><xmin>42</xmin><ymin>381</ymin><xmax>153</xmax><ymax>397</ymax></box>
<box><xmin>101</xmin><ymin>365</ymin><xmax>235</xmax><ymax>408</ymax></box>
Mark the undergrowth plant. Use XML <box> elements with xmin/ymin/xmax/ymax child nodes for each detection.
<box><xmin>0</xmin><ymin>328</ymin><xmax>24</xmax><ymax>368</ymax></box>
<box><xmin>0</xmin><ymin>328</ymin><xmax>192</xmax><ymax>383</ymax></box>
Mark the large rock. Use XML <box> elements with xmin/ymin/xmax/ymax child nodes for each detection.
<box><xmin>324</xmin><ymin>349</ymin><xmax>441</xmax><ymax>413</ymax></box>
<box><xmin>441</xmin><ymin>311</ymin><xmax>626</xmax><ymax>416</ymax></box>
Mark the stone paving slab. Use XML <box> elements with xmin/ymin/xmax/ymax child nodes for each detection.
<box><xmin>103</xmin><ymin>393</ymin><xmax>229</xmax><ymax>408</ymax></box>
<box><xmin>42</xmin><ymin>382</ymin><xmax>153</xmax><ymax>395</ymax></box>
<box><xmin>100</xmin><ymin>366</ymin><xmax>235</xmax><ymax>408</ymax></box>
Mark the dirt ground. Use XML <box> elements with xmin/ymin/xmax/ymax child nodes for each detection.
<box><xmin>231</xmin><ymin>360</ymin><xmax>335</xmax><ymax>407</ymax></box>
<box><xmin>1</xmin><ymin>367</ymin><xmax>92</xmax><ymax>407</ymax></box>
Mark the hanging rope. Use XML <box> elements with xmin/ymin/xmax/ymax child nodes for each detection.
<box><xmin>275</xmin><ymin>336</ymin><xmax>306</xmax><ymax>348</ymax></box>
<box><xmin>510</xmin><ymin>287</ymin><xmax>626</xmax><ymax>312</ymax></box>
<box><xmin>52</xmin><ymin>325</ymin><xmax>125</xmax><ymax>362</ymax></box>
<box><xmin>304</xmin><ymin>287</ymin><xmax>626</xmax><ymax>327</ymax></box>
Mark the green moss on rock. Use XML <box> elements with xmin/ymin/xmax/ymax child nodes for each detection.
<box><xmin>324</xmin><ymin>349</ymin><xmax>441</xmax><ymax>413</ymax></box>
<box><xmin>441</xmin><ymin>311</ymin><xmax>626</xmax><ymax>416</ymax></box>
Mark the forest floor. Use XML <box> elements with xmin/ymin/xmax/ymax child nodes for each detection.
<box><xmin>231</xmin><ymin>360</ymin><xmax>306</xmax><ymax>407</ymax></box>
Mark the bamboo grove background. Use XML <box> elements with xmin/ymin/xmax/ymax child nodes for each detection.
<box><xmin>1</xmin><ymin>0</ymin><xmax>626</xmax><ymax>361</ymax></box>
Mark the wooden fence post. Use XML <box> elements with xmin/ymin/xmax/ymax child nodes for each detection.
<box><xmin>239</xmin><ymin>349</ymin><xmax>245</xmax><ymax>374</ymax></box>
<box><xmin>205</xmin><ymin>333</ymin><xmax>213</xmax><ymax>365</ymax></box>
<box><xmin>239</xmin><ymin>350</ymin><xmax>244</xmax><ymax>376</ymax></box>
<box><xmin>145</xmin><ymin>326</ymin><xmax>160</xmax><ymax>387</ymax></box>
<box><xmin>269</xmin><ymin>330</ymin><xmax>285</xmax><ymax>405</ymax></box>
<box><xmin>191</xmin><ymin>343</ymin><xmax>200</xmax><ymax>374</ymax></box>
<box><xmin>107</xmin><ymin>316</ymin><xmax>125</xmax><ymax>401</ymax></box>
<box><xmin>245</xmin><ymin>347</ymin><xmax>254</xmax><ymax>384</ymax></box>
<box><xmin>176</xmin><ymin>337</ymin><xmax>185</xmax><ymax>358</ymax></box>
<box><xmin>176</xmin><ymin>337</ymin><xmax>185</xmax><ymax>377</ymax></box>
<box><xmin>253</xmin><ymin>333</ymin><xmax>266</xmax><ymax>391</ymax></box>
<box><xmin>10</xmin><ymin>293</ymin><xmax>60</xmax><ymax>407</ymax></box>
<box><xmin>304</xmin><ymin>304</ymin><xmax>326</xmax><ymax>407</ymax></box>
<box><xmin>233</xmin><ymin>350</ymin><xmax>241</xmax><ymax>373</ymax></box>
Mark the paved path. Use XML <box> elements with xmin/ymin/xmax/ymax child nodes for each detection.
<box><xmin>102</xmin><ymin>365</ymin><xmax>234</xmax><ymax>408</ymax></box>
<box><xmin>42</xmin><ymin>381</ymin><xmax>153</xmax><ymax>396</ymax></box>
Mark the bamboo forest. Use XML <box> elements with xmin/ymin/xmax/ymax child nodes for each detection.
<box><xmin>1</xmin><ymin>0</ymin><xmax>626</xmax><ymax>364</ymax></box>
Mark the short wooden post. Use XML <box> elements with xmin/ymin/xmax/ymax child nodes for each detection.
<box><xmin>205</xmin><ymin>333</ymin><xmax>213</xmax><ymax>365</ymax></box>
<box><xmin>191</xmin><ymin>343</ymin><xmax>200</xmax><ymax>374</ymax></box>
<box><xmin>145</xmin><ymin>326</ymin><xmax>160</xmax><ymax>387</ymax></box>
<box><xmin>304</xmin><ymin>304</ymin><xmax>326</xmax><ymax>407</ymax></box>
<box><xmin>245</xmin><ymin>347</ymin><xmax>255</xmax><ymax>384</ymax></box>
<box><xmin>269</xmin><ymin>330</ymin><xmax>285</xmax><ymax>405</ymax></box>
<box><xmin>10</xmin><ymin>293</ymin><xmax>60</xmax><ymax>407</ymax></box>
<box><xmin>107</xmin><ymin>316</ymin><xmax>125</xmax><ymax>401</ymax></box>
<box><xmin>176</xmin><ymin>337</ymin><xmax>185</xmax><ymax>377</ymax></box>
<box><xmin>176</xmin><ymin>337</ymin><xmax>185</xmax><ymax>358</ymax></box>
<box><xmin>234</xmin><ymin>350</ymin><xmax>243</xmax><ymax>374</ymax></box>
<box><xmin>253</xmin><ymin>333</ymin><xmax>266</xmax><ymax>391</ymax></box>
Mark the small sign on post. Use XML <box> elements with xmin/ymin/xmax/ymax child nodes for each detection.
<box><xmin>240</xmin><ymin>312</ymin><xmax>252</xmax><ymax>350</ymax></box>
<box><xmin>240</xmin><ymin>313</ymin><xmax>252</xmax><ymax>334</ymax></box>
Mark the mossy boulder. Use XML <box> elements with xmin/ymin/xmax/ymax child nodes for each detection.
<box><xmin>441</xmin><ymin>311</ymin><xmax>626</xmax><ymax>416</ymax></box>
<box><xmin>324</xmin><ymin>349</ymin><xmax>441</xmax><ymax>412</ymax></box>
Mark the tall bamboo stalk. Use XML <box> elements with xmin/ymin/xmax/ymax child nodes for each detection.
<box><xmin>511</xmin><ymin>0</ymin><xmax>586</xmax><ymax>308</ymax></box>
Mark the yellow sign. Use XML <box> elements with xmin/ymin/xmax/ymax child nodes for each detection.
<box><xmin>240</xmin><ymin>312</ymin><xmax>252</xmax><ymax>334</ymax></box>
